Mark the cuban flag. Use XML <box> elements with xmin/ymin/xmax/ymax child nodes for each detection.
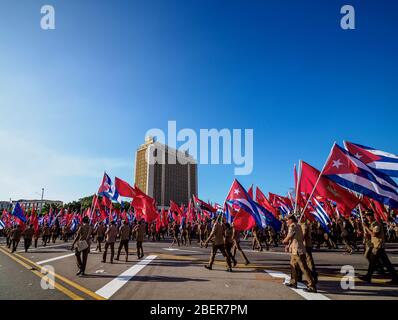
<box><xmin>70</xmin><ymin>218</ymin><xmax>78</xmax><ymax>233</ymax></box>
<box><xmin>11</xmin><ymin>202</ymin><xmax>27</xmax><ymax>223</ymax></box>
<box><xmin>0</xmin><ymin>219</ymin><xmax>5</xmax><ymax>230</ymax></box>
<box><xmin>323</xmin><ymin>143</ymin><xmax>398</xmax><ymax>208</ymax></box>
<box><xmin>351</xmin><ymin>208</ymin><xmax>361</xmax><ymax>219</ymax></box>
<box><xmin>226</xmin><ymin>179</ymin><xmax>281</xmax><ymax>231</ymax></box>
<box><xmin>98</xmin><ymin>172</ymin><xmax>121</xmax><ymax>203</ymax></box>
<box><xmin>345</xmin><ymin>141</ymin><xmax>398</xmax><ymax>178</ymax></box>
<box><xmin>310</xmin><ymin>198</ymin><xmax>331</xmax><ymax>233</ymax></box>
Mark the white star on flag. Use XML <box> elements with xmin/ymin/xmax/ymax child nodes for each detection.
<box><xmin>234</xmin><ymin>189</ymin><xmax>240</xmax><ymax>195</ymax></box>
<box><xmin>355</xmin><ymin>152</ymin><xmax>362</xmax><ymax>159</ymax></box>
<box><xmin>332</xmin><ymin>159</ymin><xmax>343</xmax><ymax>169</ymax></box>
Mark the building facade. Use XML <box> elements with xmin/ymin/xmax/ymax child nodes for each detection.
<box><xmin>134</xmin><ymin>137</ymin><xmax>198</xmax><ymax>207</ymax></box>
<box><xmin>11</xmin><ymin>199</ymin><xmax>63</xmax><ymax>211</ymax></box>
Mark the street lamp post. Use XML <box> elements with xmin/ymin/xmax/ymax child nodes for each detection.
<box><xmin>41</xmin><ymin>188</ymin><xmax>44</xmax><ymax>214</ymax></box>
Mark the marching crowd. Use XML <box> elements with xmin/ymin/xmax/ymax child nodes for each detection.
<box><xmin>1</xmin><ymin>209</ymin><xmax>398</xmax><ymax>292</ymax></box>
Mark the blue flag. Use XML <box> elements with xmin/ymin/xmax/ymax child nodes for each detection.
<box><xmin>12</xmin><ymin>202</ymin><xmax>27</xmax><ymax>223</ymax></box>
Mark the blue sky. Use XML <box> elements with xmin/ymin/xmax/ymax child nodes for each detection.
<box><xmin>0</xmin><ymin>0</ymin><xmax>397</xmax><ymax>203</ymax></box>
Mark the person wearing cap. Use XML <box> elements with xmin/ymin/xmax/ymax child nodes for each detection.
<box><xmin>204</xmin><ymin>217</ymin><xmax>232</xmax><ymax>272</ymax></box>
<box><xmin>359</xmin><ymin>211</ymin><xmax>398</xmax><ymax>284</ymax></box>
<box><xmin>282</xmin><ymin>214</ymin><xmax>317</xmax><ymax>292</ymax></box>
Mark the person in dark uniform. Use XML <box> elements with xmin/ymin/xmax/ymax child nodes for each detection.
<box><xmin>71</xmin><ymin>216</ymin><xmax>92</xmax><ymax>276</ymax></box>
<box><xmin>22</xmin><ymin>224</ymin><xmax>35</xmax><ymax>252</ymax></box>
<box><xmin>171</xmin><ymin>222</ymin><xmax>180</xmax><ymax>247</ymax></box>
<box><xmin>11</xmin><ymin>225</ymin><xmax>22</xmax><ymax>253</ymax></box>
<box><xmin>359</xmin><ymin>211</ymin><xmax>398</xmax><ymax>284</ymax></box>
<box><xmin>116</xmin><ymin>220</ymin><xmax>130</xmax><ymax>262</ymax></box>
<box><xmin>42</xmin><ymin>224</ymin><xmax>51</xmax><ymax>246</ymax></box>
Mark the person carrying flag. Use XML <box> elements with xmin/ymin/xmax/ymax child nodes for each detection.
<box><xmin>22</xmin><ymin>224</ymin><xmax>35</xmax><ymax>253</ymax></box>
<box><xmin>282</xmin><ymin>214</ymin><xmax>317</xmax><ymax>292</ymax></box>
<box><xmin>11</xmin><ymin>225</ymin><xmax>22</xmax><ymax>253</ymax></box>
<box><xmin>95</xmin><ymin>221</ymin><xmax>106</xmax><ymax>252</ymax></box>
<box><xmin>359</xmin><ymin>211</ymin><xmax>398</xmax><ymax>285</ymax></box>
<box><xmin>116</xmin><ymin>220</ymin><xmax>130</xmax><ymax>262</ymax></box>
<box><xmin>203</xmin><ymin>217</ymin><xmax>232</xmax><ymax>272</ymax></box>
<box><xmin>231</xmin><ymin>224</ymin><xmax>250</xmax><ymax>266</ymax></box>
<box><xmin>133</xmin><ymin>219</ymin><xmax>146</xmax><ymax>259</ymax></box>
<box><xmin>102</xmin><ymin>221</ymin><xmax>118</xmax><ymax>264</ymax></box>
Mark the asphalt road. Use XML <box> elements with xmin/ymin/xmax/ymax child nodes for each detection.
<box><xmin>1</xmin><ymin>237</ymin><xmax>397</xmax><ymax>300</ymax></box>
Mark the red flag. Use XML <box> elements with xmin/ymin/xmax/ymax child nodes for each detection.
<box><xmin>299</xmin><ymin>161</ymin><xmax>359</xmax><ymax>213</ymax></box>
<box><xmin>115</xmin><ymin>177</ymin><xmax>136</xmax><ymax>198</ymax></box>
<box><xmin>170</xmin><ymin>200</ymin><xmax>183</xmax><ymax>216</ymax></box>
<box><xmin>131</xmin><ymin>185</ymin><xmax>158</xmax><ymax>223</ymax></box>
<box><xmin>248</xmin><ymin>185</ymin><xmax>254</xmax><ymax>199</ymax></box>
<box><xmin>30</xmin><ymin>205</ymin><xmax>39</xmax><ymax>232</ymax></box>
<box><xmin>101</xmin><ymin>196</ymin><xmax>112</xmax><ymax>208</ymax></box>
<box><xmin>233</xmin><ymin>207</ymin><xmax>256</xmax><ymax>231</ymax></box>
<box><xmin>255</xmin><ymin>187</ymin><xmax>278</xmax><ymax>217</ymax></box>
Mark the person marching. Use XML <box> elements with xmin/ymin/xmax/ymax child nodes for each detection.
<box><xmin>232</xmin><ymin>223</ymin><xmax>250</xmax><ymax>266</ymax></box>
<box><xmin>359</xmin><ymin>211</ymin><xmax>398</xmax><ymax>284</ymax></box>
<box><xmin>300</xmin><ymin>219</ymin><xmax>318</xmax><ymax>283</ymax></box>
<box><xmin>282</xmin><ymin>215</ymin><xmax>317</xmax><ymax>292</ymax></box>
<box><xmin>224</xmin><ymin>223</ymin><xmax>237</xmax><ymax>267</ymax></box>
<box><xmin>116</xmin><ymin>220</ymin><xmax>130</xmax><ymax>262</ymax></box>
<box><xmin>42</xmin><ymin>223</ymin><xmax>51</xmax><ymax>247</ymax></box>
<box><xmin>95</xmin><ymin>221</ymin><xmax>106</xmax><ymax>252</ymax></box>
<box><xmin>11</xmin><ymin>225</ymin><xmax>22</xmax><ymax>253</ymax></box>
<box><xmin>204</xmin><ymin>217</ymin><xmax>232</xmax><ymax>272</ymax></box>
<box><xmin>133</xmin><ymin>219</ymin><xmax>146</xmax><ymax>259</ymax></box>
<box><xmin>71</xmin><ymin>216</ymin><xmax>92</xmax><ymax>276</ymax></box>
<box><xmin>22</xmin><ymin>224</ymin><xmax>35</xmax><ymax>253</ymax></box>
<box><xmin>102</xmin><ymin>221</ymin><xmax>118</xmax><ymax>264</ymax></box>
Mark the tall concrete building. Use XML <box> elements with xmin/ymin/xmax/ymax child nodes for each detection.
<box><xmin>134</xmin><ymin>136</ymin><xmax>198</xmax><ymax>207</ymax></box>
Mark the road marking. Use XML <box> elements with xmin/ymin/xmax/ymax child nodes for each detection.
<box><xmin>37</xmin><ymin>253</ymin><xmax>76</xmax><ymax>265</ymax></box>
<box><xmin>95</xmin><ymin>255</ymin><xmax>157</xmax><ymax>299</ymax></box>
<box><xmin>0</xmin><ymin>247</ymin><xmax>83</xmax><ymax>300</ymax></box>
<box><xmin>264</xmin><ymin>269</ymin><xmax>330</xmax><ymax>300</ymax></box>
<box><xmin>10</xmin><ymin>250</ymin><xmax>105</xmax><ymax>300</ymax></box>
<box><xmin>163</xmin><ymin>248</ymin><xmax>200</xmax><ymax>253</ymax></box>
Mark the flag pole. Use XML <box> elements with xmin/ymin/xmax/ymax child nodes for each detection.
<box><xmin>298</xmin><ymin>143</ymin><xmax>336</xmax><ymax>223</ymax></box>
<box><xmin>294</xmin><ymin>161</ymin><xmax>302</xmax><ymax>214</ymax></box>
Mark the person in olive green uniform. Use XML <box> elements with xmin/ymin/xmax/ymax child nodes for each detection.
<box><xmin>204</xmin><ymin>218</ymin><xmax>232</xmax><ymax>272</ymax></box>
<box><xmin>231</xmin><ymin>224</ymin><xmax>250</xmax><ymax>265</ymax></box>
<box><xmin>22</xmin><ymin>224</ymin><xmax>35</xmax><ymax>252</ymax></box>
<box><xmin>42</xmin><ymin>224</ymin><xmax>51</xmax><ymax>246</ymax></box>
<box><xmin>224</xmin><ymin>223</ymin><xmax>237</xmax><ymax>267</ymax></box>
<box><xmin>116</xmin><ymin>220</ymin><xmax>130</xmax><ymax>262</ymax></box>
<box><xmin>359</xmin><ymin>211</ymin><xmax>398</xmax><ymax>284</ymax></box>
<box><xmin>300</xmin><ymin>220</ymin><xmax>318</xmax><ymax>283</ymax></box>
<box><xmin>102</xmin><ymin>221</ymin><xmax>118</xmax><ymax>264</ymax></box>
<box><xmin>133</xmin><ymin>220</ymin><xmax>146</xmax><ymax>259</ymax></box>
<box><xmin>71</xmin><ymin>217</ymin><xmax>92</xmax><ymax>276</ymax></box>
<box><xmin>282</xmin><ymin>215</ymin><xmax>317</xmax><ymax>292</ymax></box>
<box><xmin>95</xmin><ymin>221</ymin><xmax>106</xmax><ymax>252</ymax></box>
